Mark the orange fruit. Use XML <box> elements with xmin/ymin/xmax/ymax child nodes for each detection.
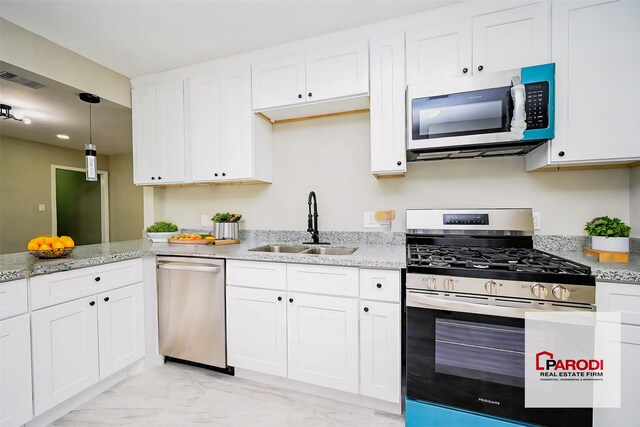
<box><xmin>52</xmin><ymin>241</ymin><xmax>65</xmax><ymax>250</ymax></box>
<box><xmin>39</xmin><ymin>244</ymin><xmax>52</xmax><ymax>251</ymax></box>
<box><xmin>42</xmin><ymin>236</ymin><xmax>56</xmax><ymax>245</ymax></box>
<box><xmin>28</xmin><ymin>242</ymin><xmax>40</xmax><ymax>251</ymax></box>
<box><xmin>60</xmin><ymin>237</ymin><xmax>75</xmax><ymax>248</ymax></box>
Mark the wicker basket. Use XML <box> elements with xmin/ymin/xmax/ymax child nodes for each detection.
<box><xmin>29</xmin><ymin>247</ymin><xmax>74</xmax><ymax>259</ymax></box>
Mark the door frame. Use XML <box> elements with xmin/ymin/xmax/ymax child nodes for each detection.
<box><xmin>50</xmin><ymin>165</ymin><xmax>110</xmax><ymax>243</ymax></box>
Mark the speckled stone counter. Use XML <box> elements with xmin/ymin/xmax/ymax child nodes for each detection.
<box><xmin>541</xmin><ymin>249</ymin><xmax>640</xmax><ymax>284</ymax></box>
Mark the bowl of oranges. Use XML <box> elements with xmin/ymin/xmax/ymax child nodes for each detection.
<box><xmin>28</xmin><ymin>236</ymin><xmax>75</xmax><ymax>259</ymax></box>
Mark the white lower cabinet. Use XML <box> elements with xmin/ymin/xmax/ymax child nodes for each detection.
<box><xmin>359</xmin><ymin>300</ymin><xmax>401</xmax><ymax>403</ymax></box>
<box><xmin>0</xmin><ymin>314</ymin><xmax>33</xmax><ymax>427</ymax></box>
<box><xmin>287</xmin><ymin>292</ymin><xmax>359</xmax><ymax>394</ymax></box>
<box><xmin>32</xmin><ymin>282</ymin><xmax>145</xmax><ymax>416</ymax></box>
<box><xmin>226</xmin><ymin>286</ymin><xmax>287</xmax><ymax>377</ymax></box>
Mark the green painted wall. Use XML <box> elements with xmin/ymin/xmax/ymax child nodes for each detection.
<box><xmin>55</xmin><ymin>169</ymin><xmax>102</xmax><ymax>245</ymax></box>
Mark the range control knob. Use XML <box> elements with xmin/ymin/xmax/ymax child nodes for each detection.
<box><xmin>552</xmin><ymin>285</ymin><xmax>571</xmax><ymax>301</ymax></box>
<box><xmin>531</xmin><ymin>283</ymin><xmax>548</xmax><ymax>299</ymax></box>
<box><xmin>443</xmin><ymin>278</ymin><xmax>455</xmax><ymax>291</ymax></box>
<box><xmin>485</xmin><ymin>280</ymin><xmax>499</xmax><ymax>294</ymax></box>
<box><xmin>424</xmin><ymin>276</ymin><xmax>437</xmax><ymax>290</ymax></box>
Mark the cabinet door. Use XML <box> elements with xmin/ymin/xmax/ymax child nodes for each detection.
<box><xmin>287</xmin><ymin>292</ymin><xmax>359</xmax><ymax>393</ymax></box>
<box><xmin>132</xmin><ymin>85</ymin><xmax>158</xmax><ymax>185</ymax></box>
<box><xmin>32</xmin><ymin>297</ymin><xmax>99</xmax><ymax>416</ymax></box>
<box><xmin>226</xmin><ymin>286</ymin><xmax>287</xmax><ymax>377</ymax></box>
<box><xmin>594</xmin><ymin>325</ymin><xmax>640</xmax><ymax>427</ymax></box>
<box><xmin>156</xmin><ymin>80</ymin><xmax>186</xmax><ymax>184</ymax></box>
<box><xmin>550</xmin><ymin>0</ymin><xmax>640</xmax><ymax>163</ymax></box>
<box><xmin>219</xmin><ymin>65</ymin><xmax>254</xmax><ymax>180</ymax></box>
<box><xmin>97</xmin><ymin>283</ymin><xmax>145</xmax><ymax>379</ymax></box>
<box><xmin>190</xmin><ymin>73</ymin><xmax>222</xmax><ymax>182</ymax></box>
<box><xmin>370</xmin><ymin>34</ymin><xmax>406</xmax><ymax>176</ymax></box>
<box><xmin>360</xmin><ymin>301</ymin><xmax>401</xmax><ymax>403</ymax></box>
<box><xmin>305</xmin><ymin>41</ymin><xmax>369</xmax><ymax>102</ymax></box>
<box><xmin>406</xmin><ymin>19</ymin><xmax>472</xmax><ymax>84</ymax></box>
<box><xmin>472</xmin><ymin>3</ymin><xmax>550</xmax><ymax>74</ymax></box>
<box><xmin>0</xmin><ymin>315</ymin><xmax>33</xmax><ymax>427</ymax></box>
<box><xmin>252</xmin><ymin>55</ymin><xmax>306</xmax><ymax>109</ymax></box>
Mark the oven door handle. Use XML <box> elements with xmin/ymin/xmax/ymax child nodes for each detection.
<box><xmin>407</xmin><ymin>292</ymin><xmax>533</xmax><ymax>319</ymax></box>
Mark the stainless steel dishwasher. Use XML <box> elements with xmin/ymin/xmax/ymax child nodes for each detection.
<box><xmin>157</xmin><ymin>256</ymin><xmax>227</xmax><ymax>369</ymax></box>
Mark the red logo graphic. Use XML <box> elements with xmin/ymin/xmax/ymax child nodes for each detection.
<box><xmin>535</xmin><ymin>351</ymin><xmax>604</xmax><ymax>371</ymax></box>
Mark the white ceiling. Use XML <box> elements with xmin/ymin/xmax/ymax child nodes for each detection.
<box><xmin>0</xmin><ymin>0</ymin><xmax>459</xmax><ymax>78</ymax></box>
<box><xmin>0</xmin><ymin>63</ymin><xmax>132</xmax><ymax>155</ymax></box>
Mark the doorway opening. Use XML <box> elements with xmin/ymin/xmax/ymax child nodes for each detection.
<box><xmin>51</xmin><ymin>165</ymin><xmax>109</xmax><ymax>245</ymax></box>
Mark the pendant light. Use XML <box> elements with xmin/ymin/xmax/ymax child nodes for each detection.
<box><xmin>79</xmin><ymin>93</ymin><xmax>101</xmax><ymax>181</ymax></box>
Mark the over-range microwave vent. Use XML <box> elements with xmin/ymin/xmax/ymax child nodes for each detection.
<box><xmin>407</xmin><ymin>141</ymin><xmax>545</xmax><ymax>162</ymax></box>
<box><xmin>0</xmin><ymin>71</ymin><xmax>45</xmax><ymax>89</ymax></box>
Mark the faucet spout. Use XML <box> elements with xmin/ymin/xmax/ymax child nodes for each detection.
<box><xmin>304</xmin><ymin>191</ymin><xmax>328</xmax><ymax>245</ymax></box>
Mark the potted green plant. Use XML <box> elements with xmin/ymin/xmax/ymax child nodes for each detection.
<box><xmin>584</xmin><ymin>216</ymin><xmax>631</xmax><ymax>253</ymax></box>
<box><xmin>211</xmin><ymin>212</ymin><xmax>242</xmax><ymax>240</ymax></box>
<box><xmin>146</xmin><ymin>221</ymin><xmax>179</xmax><ymax>242</ymax></box>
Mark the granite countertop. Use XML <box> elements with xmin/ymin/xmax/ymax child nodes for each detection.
<box><xmin>0</xmin><ymin>237</ymin><xmax>406</xmax><ymax>283</ymax></box>
<box><xmin>1</xmin><ymin>234</ymin><xmax>638</xmax><ymax>284</ymax></box>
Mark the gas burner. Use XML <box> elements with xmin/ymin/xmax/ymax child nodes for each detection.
<box><xmin>429</xmin><ymin>261</ymin><xmax>450</xmax><ymax>267</ymax></box>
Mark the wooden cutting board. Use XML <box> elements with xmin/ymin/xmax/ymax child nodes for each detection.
<box><xmin>168</xmin><ymin>238</ymin><xmax>213</xmax><ymax>245</ymax></box>
<box><xmin>214</xmin><ymin>239</ymin><xmax>240</xmax><ymax>245</ymax></box>
<box><xmin>583</xmin><ymin>247</ymin><xmax>629</xmax><ymax>263</ymax></box>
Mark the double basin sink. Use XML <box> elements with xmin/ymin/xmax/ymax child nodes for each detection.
<box><xmin>249</xmin><ymin>245</ymin><xmax>357</xmax><ymax>256</ymax></box>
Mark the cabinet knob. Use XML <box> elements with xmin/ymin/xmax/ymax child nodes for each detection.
<box><xmin>289</xmin><ymin>298</ymin><xmax>294</xmax><ymax>303</ymax></box>
<box><xmin>397</xmin><ymin>161</ymin><xmax>402</xmax><ymax>166</ymax></box>
<box><xmin>558</xmin><ymin>151</ymin><xmax>565</xmax><ymax>157</ymax></box>
<box><xmin>222</xmin><ymin>173</ymin><xmax>226</xmax><ymax>177</ymax></box>
<box><xmin>376</xmin><ymin>283</ymin><xmax>382</xmax><ymax>289</ymax></box>
<box><xmin>477</xmin><ymin>65</ymin><xmax>484</xmax><ymax>71</ymax></box>
<box><xmin>95</xmin><ymin>277</ymin><xmax>101</xmax><ymax>282</ymax></box>
<box><xmin>308</xmin><ymin>92</ymin><xmax>312</xmax><ymax>97</ymax></box>
<box><xmin>277</xmin><ymin>296</ymin><xmax>282</xmax><ymax>301</ymax></box>
<box><xmin>151</xmin><ymin>177</ymin><xmax>155</xmax><ymax>180</ymax></box>
<box><xmin>158</xmin><ymin>177</ymin><xmax>162</xmax><ymax>180</ymax></box>
<box><xmin>298</xmin><ymin>94</ymin><xmax>302</xmax><ymax>99</ymax></box>
<box><xmin>462</xmin><ymin>67</ymin><xmax>468</xmax><ymax>74</ymax></box>
<box><xmin>364</xmin><ymin>307</ymin><xmax>369</xmax><ymax>313</ymax></box>
<box><xmin>104</xmin><ymin>297</ymin><xmax>110</xmax><ymax>302</ymax></box>
<box><xmin>89</xmin><ymin>301</ymin><xmax>96</xmax><ymax>306</ymax></box>
<box><xmin>214</xmin><ymin>173</ymin><xmax>218</xmax><ymax>177</ymax></box>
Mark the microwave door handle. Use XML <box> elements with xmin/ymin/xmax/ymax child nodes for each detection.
<box><xmin>407</xmin><ymin>292</ymin><xmax>530</xmax><ymax>318</ymax></box>
<box><xmin>510</xmin><ymin>77</ymin><xmax>527</xmax><ymax>140</ymax></box>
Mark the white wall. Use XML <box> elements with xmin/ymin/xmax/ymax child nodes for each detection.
<box><xmin>155</xmin><ymin>113</ymin><xmax>630</xmax><ymax>236</ymax></box>
<box><xmin>631</xmin><ymin>167</ymin><xmax>640</xmax><ymax>237</ymax></box>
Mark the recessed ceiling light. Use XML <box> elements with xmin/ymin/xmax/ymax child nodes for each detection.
<box><xmin>56</xmin><ymin>134</ymin><xmax>70</xmax><ymax>140</ymax></box>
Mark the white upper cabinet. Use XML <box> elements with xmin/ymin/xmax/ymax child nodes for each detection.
<box><xmin>472</xmin><ymin>3</ymin><xmax>550</xmax><ymax>74</ymax></box>
<box><xmin>252</xmin><ymin>55</ymin><xmax>306</xmax><ymax>110</ymax></box>
<box><xmin>132</xmin><ymin>80</ymin><xmax>185</xmax><ymax>185</ymax></box>
<box><xmin>251</xmin><ymin>41</ymin><xmax>368</xmax><ymax>112</ymax></box>
<box><xmin>406</xmin><ymin>19</ymin><xmax>472</xmax><ymax>84</ymax></box>
<box><xmin>528</xmin><ymin>0</ymin><xmax>640</xmax><ymax>169</ymax></box>
<box><xmin>189</xmin><ymin>73</ymin><xmax>221</xmax><ymax>182</ymax></box>
<box><xmin>305</xmin><ymin>42</ymin><xmax>369</xmax><ymax>102</ymax></box>
<box><xmin>406</xmin><ymin>3</ymin><xmax>550</xmax><ymax>84</ymax></box>
<box><xmin>370</xmin><ymin>34</ymin><xmax>407</xmax><ymax>176</ymax></box>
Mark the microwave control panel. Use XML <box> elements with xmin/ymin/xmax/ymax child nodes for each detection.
<box><xmin>524</xmin><ymin>82</ymin><xmax>549</xmax><ymax>129</ymax></box>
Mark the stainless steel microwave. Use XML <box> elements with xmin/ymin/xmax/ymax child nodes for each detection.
<box><xmin>407</xmin><ymin>63</ymin><xmax>555</xmax><ymax>161</ymax></box>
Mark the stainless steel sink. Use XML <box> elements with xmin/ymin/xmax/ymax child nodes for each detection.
<box><xmin>300</xmin><ymin>247</ymin><xmax>357</xmax><ymax>255</ymax></box>
<box><xmin>248</xmin><ymin>245</ymin><xmax>307</xmax><ymax>253</ymax></box>
<box><xmin>248</xmin><ymin>245</ymin><xmax>358</xmax><ymax>255</ymax></box>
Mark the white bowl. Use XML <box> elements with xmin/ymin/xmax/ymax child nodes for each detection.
<box><xmin>147</xmin><ymin>232</ymin><xmax>178</xmax><ymax>243</ymax></box>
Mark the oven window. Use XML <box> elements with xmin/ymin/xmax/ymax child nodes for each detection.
<box><xmin>435</xmin><ymin>318</ymin><xmax>524</xmax><ymax>388</ymax></box>
<box><xmin>412</xmin><ymin>86</ymin><xmax>512</xmax><ymax>140</ymax></box>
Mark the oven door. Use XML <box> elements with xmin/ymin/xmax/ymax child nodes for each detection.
<box><xmin>406</xmin><ymin>290</ymin><xmax>593</xmax><ymax>427</ymax></box>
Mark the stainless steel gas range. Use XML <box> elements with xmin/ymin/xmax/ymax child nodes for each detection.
<box><xmin>404</xmin><ymin>208</ymin><xmax>595</xmax><ymax>427</ymax></box>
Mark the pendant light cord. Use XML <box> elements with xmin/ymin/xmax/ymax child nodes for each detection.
<box><xmin>89</xmin><ymin>103</ymin><xmax>93</xmax><ymax>145</ymax></box>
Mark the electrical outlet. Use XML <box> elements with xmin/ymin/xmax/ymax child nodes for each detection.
<box><xmin>364</xmin><ymin>212</ymin><xmax>381</xmax><ymax>228</ymax></box>
<box><xmin>533</xmin><ymin>212</ymin><xmax>541</xmax><ymax>230</ymax></box>
<box><xmin>38</xmin><ymin>204</ymin><xmax>46</xmax><ymax>212</ymax></box>
<box><xmin>200</xmin><ymin>214</ymin><xmax>210</xmax><ymax>227</ymax></box>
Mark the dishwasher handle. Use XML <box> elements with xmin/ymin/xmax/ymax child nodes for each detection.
<box><xmin>157</xmin><ymin>264</ymin><xmax>222</xmax><ymax>273</ymax></box>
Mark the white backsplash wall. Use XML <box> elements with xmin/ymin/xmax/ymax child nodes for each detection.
<box><xmin>155</xmin><ymin>113</ymin><xmax>630</xmax><ymax>235</ymax></box>
<box><xmin>630</xmin><ymin>166</ymin><xmax>640</xmax><ymax>237</ymax></box>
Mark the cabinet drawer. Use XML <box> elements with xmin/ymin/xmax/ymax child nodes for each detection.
<box><xmin>0</xmin><ymin>278</ymin><xmax>28</xmax><ymax>320</ymax></box>
<box><xmin>287</xmin><ymin>264</ymin><xmax>358</xmax><ymax>297</ymax></box>
<box><xmin>30</xmin><ymin>259</ymin><xmax>143</xmax><ymax>310</ymax></box>
<box><xmin>359</xmin><ymin>269</ymin><xmax>400</xmax><ymax>303</ymax></box>
<box><xmin>227</xmin><ymin>260</ymin><xmax>287</xmax><ymax>290</ymax></box>
<box><xmin>596</xmin><ymin>281</ymin><xmax>640</xmax><ymax>326</ymax></box>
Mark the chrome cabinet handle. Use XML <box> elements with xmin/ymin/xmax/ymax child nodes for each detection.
<box><xmin>157</xmin><ymin>264</ymin><xmax>221</xmax><ymax>273</ymax></box>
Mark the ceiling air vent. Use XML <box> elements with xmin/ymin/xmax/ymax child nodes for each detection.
<box><xmin>0</xmin><ymin>71</ymin><xmax>45</xmax><ymax>89</ymax></box>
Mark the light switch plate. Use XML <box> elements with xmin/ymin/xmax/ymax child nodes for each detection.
<box><xmin>38</xmin><ymin>204</ymin><xmax>46</xmax><ymax>212</ymax></box>
<box><xmin>200</xmin><ymin>214</ymin><xmax>210</xmax><ymax>227</ymax></box>
<box><xmin>364</xmin><ymin>212</ymin><xmax>381</xmax><ymax>228</ymax></box>
<box><xmin>533</xmin><ymin>212</ymin><xmax>541</xmax><ymax>230</ymax></box>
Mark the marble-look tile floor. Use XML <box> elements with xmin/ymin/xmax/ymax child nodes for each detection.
<box><xmin>53</xmin><ymin>362</ymin><xmax>405</xmax><ymax>426</ymax></box>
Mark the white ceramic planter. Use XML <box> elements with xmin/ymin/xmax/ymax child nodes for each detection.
<box><xmin>591</xmin><ymin>236</ymin><xmax>629</xmax><ymax>253</ymax></box>
<box><xmin>147</xmin><ymin>232</ymin><xmax>178</xmax><ymax>243</ymax></box>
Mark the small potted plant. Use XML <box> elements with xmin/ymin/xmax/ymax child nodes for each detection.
<box><xmin>146</xmin><ymin>221</ymin><xmax>179</xmax><ymax>242</ymax></box>
<box><xmin>211</xmin><ymin>212</ymin><xmax>242</xmax><ymax>240</ymax></box>
<box><xmin>585</xmin><ymin>216</ymin><xmax>631</xmax><ymax>253</ymax></box>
